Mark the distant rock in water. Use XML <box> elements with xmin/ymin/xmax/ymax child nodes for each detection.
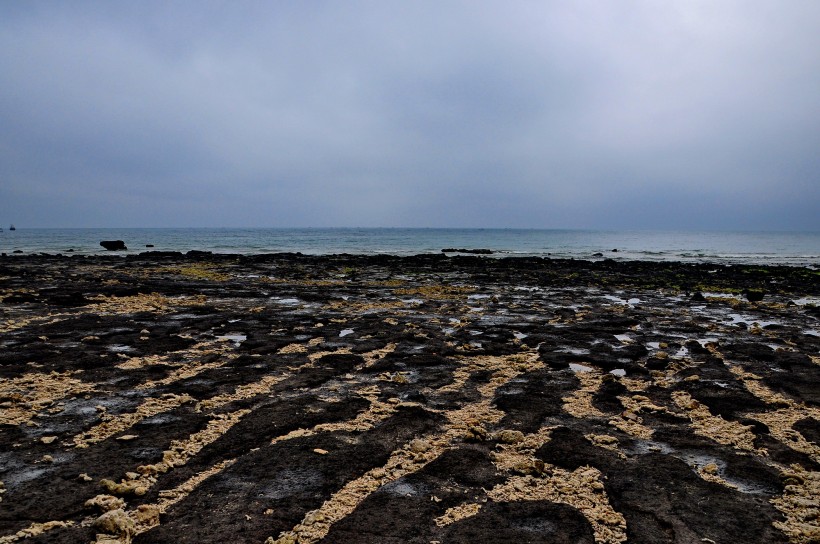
<box><xmin>592</xmin><ymin>252</ymin><xmax>604</xmax><ymax>257</ymax></box>
<box><xmin>100</xmin><ymin>240</ymin><xmax>127</xmax><ymax>251</ymax></box>
<box><xmin>441</xmin><ymin>248</ymin><xmax>493</xmax><ymax>255</ymax></box>
<box><xmin>612</xmin><ymin>248</ymin><xmax>618</xmax><ymax>252</ymax></box>
<box><xmin>691</xmin><ymin>291</ymin><xmax>706</xmax><ymax>302</ymax></box>
<box><xmin>146</xmin><ymin>244</ymin><xmax>154</xmax><ymax>248</ymax></box>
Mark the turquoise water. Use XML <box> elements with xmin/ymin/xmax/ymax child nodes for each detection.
<box><xmin>0</xmin><ymin>228</ymin><xmax>818</xmax><ymax>266</ymax></box>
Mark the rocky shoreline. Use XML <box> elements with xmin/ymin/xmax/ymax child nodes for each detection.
<box><xmin>0</xmin><ymin>253</ymin><xmax>818</xmax><ymax>543</ymax></box>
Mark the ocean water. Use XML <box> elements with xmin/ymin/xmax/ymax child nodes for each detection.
<box><xmin>0</xmin><ymin>228</ymin><xmax>818</xmax><ymax>267</ymax></box>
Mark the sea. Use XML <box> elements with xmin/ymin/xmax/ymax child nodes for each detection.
<box><xmin>1</xmin><ymin>228</ymin><xmax>818</xmax><ymax>267</ymax></box>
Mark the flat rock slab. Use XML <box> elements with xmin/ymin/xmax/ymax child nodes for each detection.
<box><xmin>0</xmin><ymin>253</ymin><xmax>818</xmax><ymax>543</ymax></box>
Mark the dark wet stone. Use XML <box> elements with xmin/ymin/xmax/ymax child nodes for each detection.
<box><xmin>683</xmin><ymin>376</ymin><xmax>770</xmax><ymax>419</ymax></box>
<box><xmin>324</xmin><ymin>446</ymin><xmax>503</xmax><ymax>543</ymax></box>
<box><xmin>536</xmin><ymin>426</ymin><xmax>620</xmax><ymax>472</ymax></box>
<box><xmin>591</xmin><ymin>377</ymin><xmax>627</xmax><ymax>413</ymax></box>
<box><xmin>606</xmin><ymin>454</ymin><xmax>788</xmax><ymax>544</ymax></box>
<box><xmin>792</xmin><ymin>417</ymin><xmax>820</xmax><ymax>446</ymax></box>
<box><xmin>690</xmin><ymin>291</ymin><xmax>706</xmax><ymax>302</ymax></box>
<box><xmin>744</xmin><ymin>289</ymin><xmax>765</xmax><ymax>302</ymax></box>
<box><xmin>136</xmin><ymin>406</ymin><xmax>443</xmax><ymax>543</ymax></box>
<box><xmin>441</xmin><ymin>501</ymin><xmax>595</xmax><ymax>544</ymax></box>
<box><xmin>722</xmin><ymin>342</ymin><xmax>776</xmax><ymax>362</ymax></box>
<box><xmin>763</xmin><ymin>353</ymin><xmax>820</xmax><ymax>406</ymax></box>
<box><xmin>494</xmin><ymin>370</ymin><xmax>578</xmax><ymax>433</ymax></box>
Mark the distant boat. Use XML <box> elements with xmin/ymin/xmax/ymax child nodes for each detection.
<box><xmin>9</xmin><ymin>224</ymin><xmax>15</xmax><ymax>230</ymax></box>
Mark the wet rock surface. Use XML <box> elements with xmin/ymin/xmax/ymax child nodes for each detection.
<box><xmin>0</xmin><ymin>253</ymin><xmax>819</xmax><ymax>543</ymax></box>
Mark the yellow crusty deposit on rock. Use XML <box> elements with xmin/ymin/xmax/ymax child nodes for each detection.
<box><xmin>671</xmin><ymin>391</ymin><xmax>760</xmax><ymax>452</ymax></box>
<box><xmin>485</xmin><ymin>467</ymin><xmax>627</xmax><ymax>544</ymax></box>
<box><xmin>0</xmin><ymin>521</ymin><xmax>74</xmax><ymax>544</ymax></box>
<box><xmin>727</xmin><ymin>365</ymin><xmax>820</xmax><ymax>463</ymax></box>
<box><xmin>85</xmin><ymin>494</ymin><xmax>127</xmax><ymax>512</ymax></box>
<box><xmin>562</xmin><ymin>369</ymin><xmax>607</xmax><ymax>419</ymax></box>
<box><xmin>395</xmin><ymin>285</ymin><xmax>475</xmax><ymax>300</ymax></box>
<box><xmin>267</xmin><ymin>352</ymin><xmax>543</xmax><ymax>544</ymax></box>
<box><xmin>195</xmin><ymin>361</ymin><xmax>316</xmax><ymax>412</ymax></box>
<box><xmin>161</xmin><ymin>263</ymin><xmax>231</xmax><ymax>281</ymax></box>
<box><xmin>73</xmin><ymin>394</ymin><xmax>195</xmax><ymax>448</ymax></box>
<box><xmin>85</xmin><ymin>293</ymin><xmax>206</xmax><ymax>314</ymax></box>
<box><xmin>435</xmin><ymin>502</ymin><xmax>483</xmax><ymax>526</ymax></box>
<box><xmin>772</xmin><ymin>465</ymin><xmax>820</xmax><ymax>544</ymax></box>
<box><xmin>92</xmin><ymin>508</ymin><xmax>135</xmax><ymax>538</ymax></box>
<box><xmin>0</xmin><ymin>371</ymin><xmax>95</xmax><ymax>425</ymax></box>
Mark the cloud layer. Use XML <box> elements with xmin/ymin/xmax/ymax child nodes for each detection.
<box><xmin>2</xmin><ymin>1</ymin><xmax>819</xmax><ymax>229</ymax></box>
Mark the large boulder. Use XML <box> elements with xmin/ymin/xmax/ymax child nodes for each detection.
<box><xmin>100</xmin><ymin>240</ymin><xmax>127</xmax><ymax>251</ymax></box>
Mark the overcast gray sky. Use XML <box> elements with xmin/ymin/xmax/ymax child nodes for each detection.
<box><xmin>1</xmin><ymin>1</ymin><xmax>818</xmax><ymax>229</ymax></box>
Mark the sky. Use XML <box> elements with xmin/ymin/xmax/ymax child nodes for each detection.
<box><xmin>1</xmin><ymin>1</ymin><xmax>819</xmax><ymax>230</ymax></box>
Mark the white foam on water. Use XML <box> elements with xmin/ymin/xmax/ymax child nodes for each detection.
<box><xmin>339</xmin><ymin>329</ymin><xmax>354</xmax><ymax>337</ymax></box>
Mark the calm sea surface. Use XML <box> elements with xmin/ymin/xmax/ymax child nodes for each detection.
<box><xmin>1</xmin><ymin>228</ymin><xmax>818</xmax><ymax>267</ymax></box>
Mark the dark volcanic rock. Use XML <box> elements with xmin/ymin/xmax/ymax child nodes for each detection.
<box><xmin>0</xmin><ymin>253</ymin><xmax>816</xmax><ymax>543</ymax></box>
<box><xmin>690</xmin><ymin>291</ymin><xmax>706</xmax><ymax>302</ymax></box>
<box><xmin>324</xmin><ymin>446</ymin><xmax>504</xmax><ymax>543</ymax></box>
<box><xmin>606</xmin><ymin>454</ymin><xmax>788</xmax><ymax>544</ymax></box>
<box><xmin>442</xmin><ymin>501</ymin><xmax>595</xmax><ymax>544</ymax></box>
<box><xmin>744</xmin><ymin>289</ymin><xmax>765</xmax><ymax>302</ymax></box>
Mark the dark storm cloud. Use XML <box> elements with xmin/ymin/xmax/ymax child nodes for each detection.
<box><xmin>1</xmin><ymin>1</ymin><xmax>819</xmax><ymax>228</ymax></box>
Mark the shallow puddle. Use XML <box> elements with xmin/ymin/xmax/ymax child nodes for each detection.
<box><xmin>216</xmin><ymin>333</ymin><xmax>247</xmax><ymax>344</ymax></box>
